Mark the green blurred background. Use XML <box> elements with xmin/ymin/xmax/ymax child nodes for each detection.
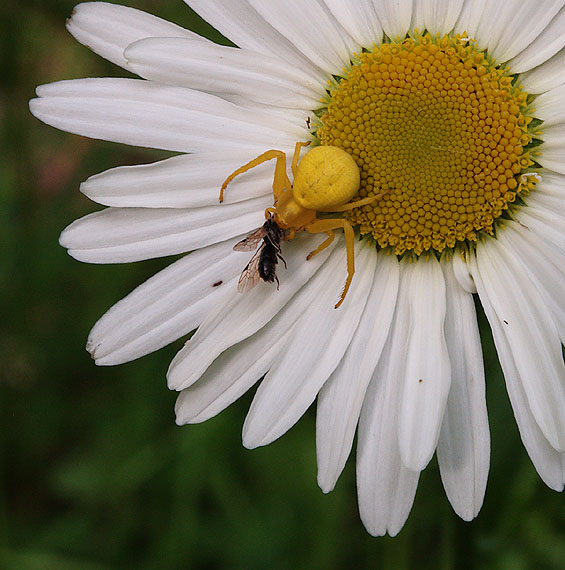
<box><xmin>2</xmin><ymin>1</ymin><xmax>564</xmax><ymax>568</ymax></box>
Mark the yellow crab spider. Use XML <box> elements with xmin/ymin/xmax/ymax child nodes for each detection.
<box><xmin>220</xmin><ymin>142</ymin><xmax>386</xmax><ymax>308</ymax></box>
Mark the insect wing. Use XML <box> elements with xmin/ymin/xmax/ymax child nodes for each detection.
<box><xmin>233</xmin><ymin>226</ymin><xmax>266</xmax><ymax>252</ymax></box>
<box><xmin>237</xmin><ymin>246</ymin><xmax>264</xmax><ymax>293</ymax></box>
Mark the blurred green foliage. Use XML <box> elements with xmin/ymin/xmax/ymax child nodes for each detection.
<box><xmin>1</xmin><ymin>1</ymin><xmax>564</xmax><ymax>569</ymax></box>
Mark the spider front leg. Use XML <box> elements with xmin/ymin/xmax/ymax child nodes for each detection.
<box><xmin>304</xmin><ymin>217</ymin><xmax>356</xmax><ymax>309</ymax></box>
<box><xmin>291</xmin><ymin>141</ymin><xmax>311</xmax><ymax>177</ymax></box>
<box><xmin>219</xmin><ymin>150</ymin><xmax>291</xmax><ymax>203</ymax></box>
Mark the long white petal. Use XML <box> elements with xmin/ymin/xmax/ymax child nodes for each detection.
<box><xmin>175</xmin><ymin>234</ymin><xmax>372</xmax><ymax>424</ymax></box>
<box><xmin>470</xmin><ymin>250</ymin><xmax>565</xmax><ymax>490</ymax></box>
<box><xmin>167</xmin><ymin>232</ymin><xmax>337</xmax><ymax>390</ymax></box>
<box><xmin>66</xmin><ymin>1</ymin><xmax>206</xmax><ymax>70</ymax></box>
<box><xmin>175</xmin><ymin>318</ymin><xmax>297</xmax><ymax>425</ymax></box>
<box><xmin>322</xmin><ymin>0</ymin><xmax>383</xmax><ymax>48</ymax></box>
<box><xmin>372</xmin><ymin>0</ymin><xmax>413</xmax><ymax>40</ymax></box>
<box><xmin>516</xmin><ymin>204</ymin><xmax>565</xmax><ymax>254</ymax></box>
<box><xmin>474</xmin><ymin>238</ymin><xmax>565</xmax><ymax>452</ymax></box>
<box><xmin>183</xmin><ymin>0</ymin><xmax>326</xmax><ymax>82</ymax></box>
<box><xmin>453</xmin><ymin>0</ymin><xmax>489</xmax><ymax>39</ymax></box>
<box><xmin>538</xmin><ymin>134</ymin><xmax>565</xmax><ymax>175</ymax></box>
<box><xmin>413</xmin><ymin>0</ymin><xmax>465</xmax><ymax>36</ymax></box>
<box><xmin>523</xmin><ymin>171</ymin><xmax>565</xmax><ymax>216</ymax></box>
<box><xmin>534</xmin><ymin>84</ymin><xmax>565</xmax><ymax>128</ymax></box>
<box><xmin>124</xmin><ymin>38</ymin><xmax>325</xmax><ymax>109</ymax></box>
<box><xmin>243</xmin><ymin>240</ymin><xmax>375</xmax><ymax>449</ymax></box>
<box><xmin>316</xmin><ymin>252</ymin><xmax>399</xmax><ymax>493</ymax></box>
<box><xmin>357</xmin><ymin>264</ymin><xmax>420</xmax><ymax>537</ymax></box>
<box><xmin>472</xmin><ymin>0</ymin><xmax>564</xmax><ymax>63</ymax></box>
<box><xmin>80</xmin><ymin>151</ymin><xmax>275</xmax><ymax>209</ymax></box>
<box><xmin>508</xmin><ymin>7</ymin><xmax>565</xmax><ymax>73</ymax></box>
<box><xmin>30</xmin><ymin>78</ymin><xmax>304</xmax><ymax>153</ymax></box>
<box><xmin>437</xmin><ymin>257</ymin><xmax>490</xmax><ymax>521</ymax></box>
<box><xmin>87</xmin><ymin>239</ymin><xmax>243</xmax><ymax>365</ymax></box>
<box><xmin>452</xmin><ymin>249</ymin><xmax>477</xmax><ymax>293</ymax></box>
<box><xmin>59</xmin><ymin>196</ymin><xmax>272</xmax><ymax>263</ymax></box>
<box><xmin>520</xmin><ymin>47</ymin><xmax>565</xmax><ymax>94</ymax></box>
<box><xmin>246</xmin><ymin>0</ymin><xmax>358</xmax><ymax>75</ymax></box>
<box><xmin>529</xmin><ymin>170</ymin><xmax>565</xmax><ymax>198</ymax></box>
<box><xmin>398</xmin><ymin>256</ymin><xmax>451</xmax><ymax>471</ymax></box>
<box><xmin>497</xmin><ymin>221</ymin><xmax>565</xmax><ymax>343</ymax></box>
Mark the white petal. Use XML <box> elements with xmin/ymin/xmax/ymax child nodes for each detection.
<box><xmin>398</xmin><ymin>256</ymin><xmax>451</xmax><ymax>471</ymax></box>
<box><xmin>222</xmin><ymin>96</ymin><xmax>310</xmax><ymax>128</ymax></box>
<box><xmin>87</xmin><ymin>238</ymin><xmax>243</xmax><ymax>365</ymax></box>
<box><xmin>524</xmin><ymin>171</ymin><xmax>565</xmax><ymax>213</ymax></box>
<box><xmin>474</xmin><ymin>238</ymin><xmax>565</xmax><ymax>452</ymax></box>
<box><xmin>175</xmin><ymin>236</ymin><xmax>373</xmax><ymax>424</ymax></box>
<box><xmin>80</xmin><ymin>151</ymin><xmax>275</xmax><ymax>209</ymax></box>
<box><xmin>437</xmin><ymin>257</ymin><xmax>490</xmax><ymax>522</ymax></box>
<box><xmin>30</xmin><ymin>78</ymin><xmax>304</xmax><ymax>153</ymax></box>
<box><xmin>246</xmin><ymin>0</ymin><xmax>358</xmax><ymax>75</ymax></box>
<box><xmin>516</xmin><ymin>203</ymin><xmax>565</xmax><ymax>253</ymax></box>
<box><xmin>508</xmin><ymin>7</ymin><xmax>565</xmax><ymax>73</ymax></box>
<box><xmin>533</xmin><ymin>169</ymin><xmax>565</xmax><ymax>195</ymax></box>
<box><xmin>167</xmin><ymin>232</ymin><xmax>337</xmax><ymax>390</ymax></box>
<box><xmin>538</xmin><ymin>133</ymin><xmax>565</xmax><ymax>175</ymax></box>
<box><xmin>124</xmin><ymin>38</ymin><xmax>325</xmax><ymax>109</ymax></box>
<box><xmin>322</xmin><ymin>0</ymin><xmax>384</xmax><ymax>48</ymax></box>
<box><xmin>373</xmin><ymin>0</ymin><xmax>414</xmax><ymax>40</ymax></box>
<box><xmin>413</xmin><ymin>0</ymin><xmax>465</xmax><ymax>36</ymax></box>
<box><xmin>534</xmin><ymin>84</ymin><xmax>565</xmax><ymax>127</ymax></box>
<box><xmin>544</xmin><ymin>118</ymin><xmax>565</xmax><ymax>144</ymax></box>
<box><xmin>356</xmin><ymin>265</ymin><xmax>420</xmax><ymax>537</ymax></box>
<box><xmin>520</xmin><ymin>47</ymin><xmax>565</xmax><ymax>94</ymax></box>
<box><xmin>59</xmin><ymin>196</ymin><xmax>272</xmax><ymax>263</ymax></box>
<box><xmin>473</xmin><ymin>0</ymin><xmax>564</xmax><ymax>63</ymax></box>
<box><xmin>184</xmin><ymin>0</ymin><xmax>326</xmax><ymax>82</ymax></box>
<box><xmin>470</xmin><ymin>250</ymin><xmax>565</xmax><ymax>490</ymax></box>
<box><xmin>66</xmin><ymin>1</ymin><xmax>206</xmax><ymax>70</ymax></box>
<box><xmin>452</xmin><ymin>249</ymin><xmax>477</xmax><ymax>293</ymax></box>
<box><xmin>175</xmin><ymin>318</ymin><xmax>297</xmax><ymax>425</ymax></box>
<box><xmin>453</xmin><ymin>0</ymin><xmax>489</xmax><ymax>39</ymax></box>
<box><xmin>316</xmin><ymin>252</ymin><xmax>399</xmax><ymax>493</ymax></box>
<box><xmin>243</xmin><ymin>239</ymin><xmax>375</xmax><ymax>449</ymax></box>
<box><xmin>497</xmin><ymin>221</ymin><xmax>565</xmax><ymax>344</ymax></box>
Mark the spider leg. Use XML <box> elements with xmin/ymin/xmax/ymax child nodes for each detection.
<box><xmin>220</xmin><ymin>150</ymin><xmax>291</xmax><ymax>202</ymax></box>
<box><xmin>317</xmin><ymin>188</ymin><xmax>391</xmax><ymax>212</ymax></box>
<box><xmin>305</xmin><ymin>218</ymin><xmax>356</xmax><ymax>308</ymax></box>
<box><xmin>291</xmin><ymin>141</ymin><xmax>311</xmax><ymax>177</ymax></box>
<box><xmin>305</xmin><ymin>231</ymin><xmax>335</xmax><ymax>260</ymax></box>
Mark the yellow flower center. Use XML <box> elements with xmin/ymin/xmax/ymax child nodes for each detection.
<box><xmin>317</xmin><ymin>32</ymin><xmax>539</xmax><ymax>255</ymax></box>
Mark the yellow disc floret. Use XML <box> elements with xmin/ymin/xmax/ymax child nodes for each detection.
<box><xmin>293</xmin><ymin>146</ymin><xmax>361</xmax><ymax>210</ymax></box>
<box><xmin>317</xmin><ymin>32</ymin><xmax>539</xmax><ymax>255</ymax></box>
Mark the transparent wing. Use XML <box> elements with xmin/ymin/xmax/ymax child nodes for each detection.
<box><xmin>237</xmin><ymin>246</ymin><xmax>264</xmax><ymax>293</ymax></box>
<box><xmin>233</xmin><ymin>226</ymin><xmax>266</xmax><ymax>252</ymax></box>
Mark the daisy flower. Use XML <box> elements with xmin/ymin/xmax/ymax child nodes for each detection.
<box><xmin>30</xmin><ymin>0</ymin><xmax>565</xmax><ymax>536</ymax></box>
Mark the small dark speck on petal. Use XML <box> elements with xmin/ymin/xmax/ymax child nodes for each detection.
<box><xmin>212</xmin><ymin>280</ymin><xmax>223</xmax><ymax>287</ymax></box>
<box><xmin>503</xmin><ymin>320</ymin><xmax>508</xmax><ymax>325</ymax></box>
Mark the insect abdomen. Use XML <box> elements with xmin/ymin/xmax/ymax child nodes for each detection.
<box><xmin>258</xmin><ymin>243</ymin><xmax>279</xmax><ymax>283</ymax></box>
